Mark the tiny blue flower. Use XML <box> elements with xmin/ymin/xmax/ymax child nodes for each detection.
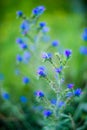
<box><xmin>64</xmin><ymin>49</ymin><xmax>72</xmax><ymax>58</ymax></box>
<box><xmin>74</xmin><ymin>88</ymin><xmax>82</xmax><ymax>96</ymax></box>
<box><xmin>52</xmin><ymin>40</ymin><xmax>59</xmax><ymax>47</ymax></box>
<box><xmin>55</xmin><ymin>66</ymin><xmax>63</xmax><ymax>74</ymax></box>
<box><xmin>23</xmin><ymin>77</ymin><xmax>30</xmax><ymax>84</ymax></box>
<box><xmin>16</xmin><ymin>11</ymin><xmax>23</xmax><ymax>17</ymax></box>
<box><xmin>16</xmin><ymin>55</ymin><xmax>22</xmax><ymax>62</ymax></box>
<box><xmin>20</xmin><ymin>20</ymin><xmax>29</xmax><ymax>33</ymax></box>
<box><xmin>58</xmin><ymin>101</ymin><xmax>65</xmax><ymax>108</ymax></box>
<box><xmin>42</xmin><ymin>26</ymin><xmax>49</xmax><ymax>33</ymax></box>
<box><xmin>39</xmin><ymin>22</ymin><xmax>46</xmax><ymax>28</ymax></box>
<box><xmin>32</xmin><ymin>6</ymin><xmax>45</xmax><ymax>16</ymax></box>
<box><xmin>42</xmin><ymin>52</ymin><xmax>52</xmax><ymax>60</ymax></box>
<box><xmin>50</xmin><ymin>98</ymin><xmax>56</xmax><ymax>105</ymax></box>
<box><xmin>80</xmin><ymin>46</ymin><xmax>87</xmax><ymax>55</ymax></box>
<box><xmin>37</xmin><ymin>66</ymin><xmax>46</xmax><ymax>77</ymax></box>
<box><xmin>43</xmin><ymin>110</ymin><xmax>52</xmax><ymax>117</ymax></box>
<box><xmin>20</xmin><ymin>43</ymin><xmax>27</xmax><ymax>49</ymax></box>
<box><xmin>34</xmin><ymin>90</ymin><xmax>44</xmax><ymax>98</ymax></box>
<box><xmin>23</xmin><ymin>51</ymin><xmax>31</xmax><ymax>63</ymax></box>
<box><xmin>16</xmin><ymin>38</ymin><xmax>24</xmax><ymax>44</ymax></box>
<box><xmin>20</xmin><ymin>96</ymin><xmax>28</xmax><ymax>103</ymax></box>
<box><xmin>67</xmin><ymin>83</ymin><xmax>74</xmax><ymax>89</ymax></box>
<box><xmin>82</xmin><ymin>28</ymin><xmax>87</xmax><ymax>41</ymax></box>
<box><xmin>2</xmin><ymin>92</ymin><xmax>10</xmax><ymax>100</ymax></box>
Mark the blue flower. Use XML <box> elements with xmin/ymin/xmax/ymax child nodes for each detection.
<box><xmin>20</xmin><ymin>96</ymin><xmax>28</xmax><ymax>103</ymax></box>
<box><xmin>80</xmin><ymin>46</ymin><xmax>87</xmax><ymax>55</ymax></box>
<box><xmin>34</xmin><ymin>90</ymin><xmax>44</xmax><ymax>98</ymax></box>
<box><xmin>82</xmin><ymin>28</ymin><xmax>87</xmax><ymax>41</ymax></box>
<box><xmin>16</xmin><ymin>38</ymin><xmax>24</xmax><ymax>44</ymax></box>
<box><xmin>42</xmin><ymin>52</ymin><xmax>52</xmax><ymax>60</ymax></box>
<box><xmin>32</xmin><ymin>6</ymin><xmax>45</xmax><ymax>16</ymax></box>
<box><xmin>20</xmin><ymin>43</ymin><xmax>27</xmax><ymax>49</ymax></box>
<box><xmin>43</xmin><ymin>110</ymin><xmax>52</xmax><ymax>117</ymax></box>
<box><xmin>20</xmin><ymin>20</ymin><xmax>29</xmax><ymax>33</ymax></box>
<box><xmin>2</xmin><ymin>92</ymin><xmax>10</xmax><ymax>100</ymax></box>
<box><xmin>52</xmin><ymin>40</ymin><xmax>59</xmax><ymax>47</ymax></box>
<box><xmin>37</xmin><ymin>66</ymin><xmax>46</xmax><ymax>77</ymax></box>
<box><xmin>16</xmin><ymin>55</ymin><xmax>22</xmax><ymax>62</ymax></box>
<box><xmin>23</xmin><ymin>77</ymin><xmax>30</xmax><ymax>84</ymax></box>
<box><xmin>58</xmin><ymin>101</ymin><xmax>65</xmax><ymax>108</ymax></box>
<box><xmin>16</xmin><ymin>11</ymin><xmax>23</xmax><ymax>17</ymax></box>
<box><xmin>55</xmin><ymin>66</ymin><xmax>63</xmax><ymax>74</ymax></box>
<box><xmin>74</xmin><ymin>88</ymin><xmax>82</xmax><ymax>96</ymax></box>
<box><xmin>42</xmin><ymin>26</ymin><xmax>49</xmax><ymax>33</ymax></box>
<box><xmin>23</xmin><ymin>51</ymin><xmax>31</xmax><ymax>63</ymax></box>
<box><xmin>50</xmin><ymin>98</ymin><xmax>56</xmax><ymax>105</ymax></box>
<box><xmin>67</xmin><ymin>83</ymin><xmax>74</xmax><ymax>89</ymax></box>
<box><xmin>39</xmin><ymin>22</ymin><xmax>46</xmax><ymax>28</ymax></box>
<box><xmin>64</xmin><ymin>49</ymin><xmax>72</xmax><ymax>58</ymax></box>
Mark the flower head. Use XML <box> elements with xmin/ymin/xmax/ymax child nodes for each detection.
<box><xmin>16</xmin><ymin>11</ymin><xmax>23</xmax><ymax>17</ymax></box>
<box><xmin>2</xmin><ymin>92</ymin><xmax>10</xmax><ymax>100</ymax></box>
<box><xmin>20</xmin><ymin>43</ymin><xmax>27</xmax><ymax>49</ymax></box>
<box><xmin>58</xmin><ymin>101</ymin><xmax>65</xmax><ymax>108</ymax></box>
<box><xmin>50</xmin><ymin>98</ymin><xmax>56</xmax><ymax>105</ymax></box>
<box><xmin>16</xmin><ymin>38</ymin><xmax>24</xmax><ymax>44</ymax></box>
<box><xmin>16</xmin><ymin>55</ymin><xmax>22</xmax><ymax>62</ymax></box>
<box><xmin>64</xmin><ymin>49</ymin><xmax>72</xmax><ymax>59</ymax></box>
<box><xmin>43</xmin><ymin>110</ymin><xmax>52</xmax><ymax>117</ymax></box>
<box><xmin>37</xmin><ymin>66</ymin><xmax>46</xmax><ymax>77</ymax></box>
<box><xmin>80</xmin><ymin>46</ymin><xmax>87</xmax><ymax>55</ymax></box>
<box><xmin>52</xmin><ymin>40</ymin><xmax>59</xmax><ymax>47</ymax></box>
<box><xmin>67</xmin><ymin>83</ymin><xmax>74</xmax><ymax>89</ymax></box>
<box><xmin>66</xmin><ymin>92</ymin><xmax>73</xmax><ymax>98</ymax></box>
<box><xmin>42</xmin><ymin>52</ymin><xmax>52</xmax><ymax>60</ymax></box>
<box><xmin>55</xmin><ymin>66</ymin><xmax>63</xmax><ymax>74</ymax></box>
<box><xmin>82</xmin><ymin>28</ymin><xmax>87</xmax><ymax>41</ymax></box>
<box><xmin>39</xmin><ymin>22</ymin><xmax>46</xmax><ymax>28</ymax></box>
<box><xmin>32</xmin><ymin>6</ymin><xmax>45</xmax><ymax>16</ymax></box>
<box><xmin>74</xmin><ymin>88</ymin><xmax>82</xmax><ymax>96</ymax></box>
<box><xmin>20</xmin><ymin>96</ymin><xmax>28</xmax><ymax>103</ymax></box>
<box><xmin>23</xmin><ymin>77</ymin><xmax>30</xmax><ymax>84</ymax></box>
<box><xmin>35</xmin><ymin>90</ymin><xmax>44</xmax><ymax>98</ymax></box>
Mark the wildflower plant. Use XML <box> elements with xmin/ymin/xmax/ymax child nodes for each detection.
<box><xmin>16</xmin><ymin>6</ymin><xmax>82</xmax><ymax>130</ymax></box>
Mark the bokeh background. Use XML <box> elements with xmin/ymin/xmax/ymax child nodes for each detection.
<box><xmin>0</xmin><ymin>0</ymin><xmax>87</xmax><ymax>130</ymax></box>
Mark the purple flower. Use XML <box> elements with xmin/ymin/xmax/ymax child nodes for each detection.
<box><xmin>55</xmin><ymin>66</ymin><xmax>63</xmax><ymax>74</ymax></box>
<box><xmin>74</xmin><ymin>88</ymin><xmax>82</xmax><ymax>96</ymax></box>
<box><xmin>67</xmin><ymin>83</ymin><xmax>74</xmax><ymax>89</ymax></box>
<box><xmin>64</xmin><ymin>49</ymin><xmax>72</xmax><ymax>58</ymax></box>
<box><xmin>42</xmin><ymin>52</ymin><xmax>52</xmax><ymax>60</ymax></box>
<box><xmin>35</xmin><ymin>90</ymin><xmax>44</xmax><ymax>98</ymax></box>
<box><xmin>82</xmin><ymin>28</ymin><xmax>87</xmax><ymax>41</ymax></box>
<box><xmin>37</xmin><ymin>66</ymin><xmax>46</xmax><ymax>77</ymax></box>
<box><xmin>2</xmin><ymin>92</ymin><xmax>10</xmax><ymax>100</ymax></box>
<box><xmin>39</xmin><ymin>22</ymin><xmax>46</xmax><ymax>28</ymax></box>
<box><xmin>52</xmin><ymin>40</ymin><xmax>59</xmax><ymax>47</ymax></box>
<box><xmin>23</xmin><ymin>77</ymin><xmax>30</xmax><ymax>84</ymax></box>
<box><xmin>43</xmin><ymin>110</ymin><xmax>52</xmax><ymax>117</ymax></box>
<box><xmin>20</xmin><ymin>96</ymin><xmax>28</xmax><ymax>103</ymax></box>
<box><xmin>16</xmin><ymin>11</ymin><xmax>23</xmax><ymax>17</ymax></box>
<box><xmin>16</xmin><ymin>38</ymin><xmax>24</xmax><ymax>44</ymax></box>
<box><xmin>80</xmin><ymin>46</ymin><xmax>87</xmax><ymax>55</ymax></box>
<box><xmin>32</xmin><ymin>6</ymin><xmax>45</xmax><ymax>16</ymax></box>
<box><xmin>16</xmin><ymin>55</ymin><xmax>22</xmax><ymax>62</ymax></box>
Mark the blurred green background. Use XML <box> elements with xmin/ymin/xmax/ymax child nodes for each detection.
<box><xmin>0</xmin><ymin>0</ymin><xmax>87</xmax><ymax>129</ymax></box>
